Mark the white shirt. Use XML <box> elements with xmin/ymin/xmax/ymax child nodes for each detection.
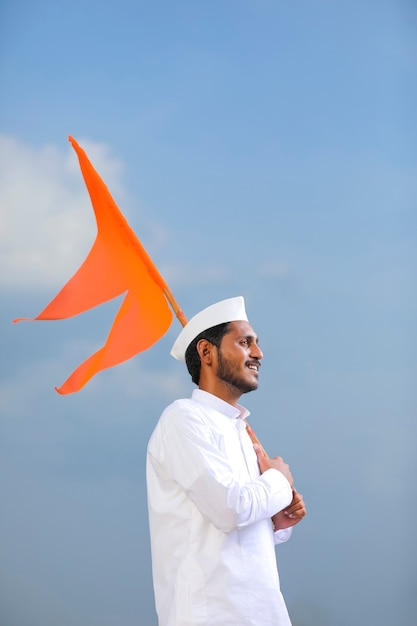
<box><xmin>146</xmin><ymin>389</ymin><xmax>293</xmax><ymax>626</ymax></box>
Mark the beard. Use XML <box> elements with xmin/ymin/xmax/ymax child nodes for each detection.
<box><xmin>217</xmin><ymin>349</ymin><xmax>259</xmax><ymax>395</ymax></box>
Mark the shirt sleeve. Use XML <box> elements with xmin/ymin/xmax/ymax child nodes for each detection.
<box><xmin>150</xmin><ymin>403</ymin><xmax>293</xmax><ymax>533</ymax></box>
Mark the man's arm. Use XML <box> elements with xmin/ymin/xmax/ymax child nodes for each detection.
<box><xmin>153</xmin><ymin>407</ymin><xmax>293</xmax><ymax>532</ymax></box>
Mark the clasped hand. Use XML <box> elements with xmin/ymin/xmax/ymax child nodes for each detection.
<box><xmin>253</xmin><ymin>443</ymin><xmax>307</xmax><ymax>530</ymax></box>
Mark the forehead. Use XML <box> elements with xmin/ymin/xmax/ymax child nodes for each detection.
<box><xmin>227</xmin><ymin>320</ymin><xmax>258</xmax><ymax>340</ymax></box>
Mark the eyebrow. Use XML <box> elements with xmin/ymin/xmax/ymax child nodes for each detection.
<box><xmin>239</xmin><ymin>333</ymin><xmax>259</xmax><ymax>343</ymax></box>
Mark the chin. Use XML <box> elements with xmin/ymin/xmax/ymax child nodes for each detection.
<box><xmin>241</xmin><ymin>382</ymin><xmax>258</xmax><ymax>394</ymax></box>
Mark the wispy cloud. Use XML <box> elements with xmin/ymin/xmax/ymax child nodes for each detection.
<box><xmin>0</xmin><ymin>134</ymin><xmax>125</xmax><ymax>290</ymax></box>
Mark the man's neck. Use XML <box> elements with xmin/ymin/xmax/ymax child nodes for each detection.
<box><xmin>198</xmin><ymin>381</ymin><xmax>242</xmax><ymax>407</ymax></box>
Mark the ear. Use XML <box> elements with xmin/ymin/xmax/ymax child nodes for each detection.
<box><xmin>196</xmin><ymin>339</ymin><xmax>213</xmax><ymax>364</ymax></box>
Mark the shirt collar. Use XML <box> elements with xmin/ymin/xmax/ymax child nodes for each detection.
<box><xmin>192</xmin><ymin>388</ymin><xmax>250</xmax><ymax>421</ymax></box>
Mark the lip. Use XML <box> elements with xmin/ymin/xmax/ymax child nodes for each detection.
<box><xmin>247</xmin><ymin>362</ymin><xmax>261</xmax><ymax>372</ymax></box>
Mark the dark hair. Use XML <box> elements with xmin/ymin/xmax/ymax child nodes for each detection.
<box><xmin>185</xmin><ymin>322</ymin><xmax>231</xmax><ymax>385</ymax></box>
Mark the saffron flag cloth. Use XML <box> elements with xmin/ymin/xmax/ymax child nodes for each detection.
<box><xmin>14</xmin><ymin>136</ymin><xmax>173</xmax><ymax>394</ymax></box>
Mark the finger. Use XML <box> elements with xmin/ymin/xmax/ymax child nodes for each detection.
<box><xmin>247</xmin><ymin>424</ymin><xmax>269</xmax><ymax>458</ymax></box>
<box><xmin>285</xmin><ymin>509</ymin><xmax>305</xmax><ymax>520</ymax></box>
<box><xmin>287</xmin><ymin>504</ymin><xmax>306</xmax><ymax>516</ymax></box>
<box><xmin>284</xmin><ymin>499</ymin><xmax>306</xmax><ymax>517</ymax></box>
<box><xmin>253</xmin><ymin>442</ymin><xmax>269</xmax><ymax>459</ymax></box>
<box><xmin>287</xmin><ymin>506</ymin><xmax>307</xmax><ymax>519</ymax></box>
<box><xmin>290</xmin><ymin>490</ymin><xmax>303</xmax><ymax>504</ymax></box>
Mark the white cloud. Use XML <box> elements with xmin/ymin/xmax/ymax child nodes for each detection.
<box><xmin>2</xmin><ymin>134</ymin><xmax>294</xmax><ymax>298</ymax></box>
<box><xmin>0</xmin><ymin>134</ymin><xmax>126</xmax><ymax>290</ymax></box>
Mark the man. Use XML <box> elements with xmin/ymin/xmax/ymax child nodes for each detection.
<box><xmin>147</xmin><ymin>296</ymin><xmax>306</xmax><ymax>625</ymax></box>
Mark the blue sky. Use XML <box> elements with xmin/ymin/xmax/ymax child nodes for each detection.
<box><xmin>1</xmin><ymin>1</ymin><xmax>416</xmax><ymax>625</ymax></box>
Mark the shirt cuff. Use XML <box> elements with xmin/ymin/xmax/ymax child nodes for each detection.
<box><xmin>274</xmin><ymin>527</ymin><xmax>293</xmax><ymax>545</ymax></box>
<box><xmin>260</xmin><ymin>468</ymin><xmax>293</xmax><ymax>510</ymax></box>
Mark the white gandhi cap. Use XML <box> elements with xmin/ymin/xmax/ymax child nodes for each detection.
<box><xmin>170</xmin><ymin>296</ymin><xmax>249</xmax><ymax>362</ymax></box>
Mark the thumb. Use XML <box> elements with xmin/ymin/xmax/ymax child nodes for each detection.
<box><xmin>253</xmin><ymin>442</ymin><xmax>269</xmax><ymax>459</ymax></box>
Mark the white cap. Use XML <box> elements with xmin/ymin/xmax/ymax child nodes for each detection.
<box><xmin>170</xmin><ymin>296</ymin><xmax>248</xmax><ymax>361</ymax></box>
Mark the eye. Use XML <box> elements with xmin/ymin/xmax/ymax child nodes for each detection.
<box><xmin>240</xmin><ymin>338</ymin><xmax>249</xmax><ymax>347</ymax></box>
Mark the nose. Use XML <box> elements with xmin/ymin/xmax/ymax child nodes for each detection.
<box><xmin>251</xmin><ymin>342</ymin><xmax>263</xmax><ymax>360</ymax></box>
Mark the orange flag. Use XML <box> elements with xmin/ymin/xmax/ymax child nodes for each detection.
<box><xmin>14</xmin><ymin>136</ymin><xmax>175</xmax><ymax>394</ymax></box>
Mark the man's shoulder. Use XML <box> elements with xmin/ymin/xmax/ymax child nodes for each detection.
<box><xmin>160</xmin><ymin>396</ymin><xmax>207</xmax><ymax>421</ymax></box>
<box><xmin>148</xmin><ymin>396</ymin><xmax>211</xmax><ymax>449</ymax></box>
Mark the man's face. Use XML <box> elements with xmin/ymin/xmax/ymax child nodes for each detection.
<box><xmin>215</xmin><ymin>320</ymin><xmax>263</xmax><ymax>395</ymax></box>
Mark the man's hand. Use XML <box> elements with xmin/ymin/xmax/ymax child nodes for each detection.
<box><xmin>271</xmin><ymin>489</ymin><xmax>306</xmax><ymax>531</ymax></box>
<box><xmin>252</xmin><ymin>444</ymin><xmax>306</xmax><ymax>530</ymax></box>
<box><xmin>253</xmin><ymin>444</ymin><xmax>294</xmax><ymax>487</ymax></box>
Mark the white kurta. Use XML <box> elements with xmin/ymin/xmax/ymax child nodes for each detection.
<box><xmin>146</xmin><ymin>389</ymin><xmax>293</xmax><ymax>626</ymax></box>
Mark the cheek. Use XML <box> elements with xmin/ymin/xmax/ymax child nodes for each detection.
<box><xmin>222</xmin><ymin>348</ymin><xmax>246</xmax><ymax>363</ymax></box>
<box><xmin>231</xmin><ymin>350</ymin><xmax>248</xmax><ymax>369</ymax></box>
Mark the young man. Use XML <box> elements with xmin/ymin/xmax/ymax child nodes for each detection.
<box><xmin>147</xmin><ymin>296</ymin><xmax>306</xmax><ymax>626</ymax></box>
